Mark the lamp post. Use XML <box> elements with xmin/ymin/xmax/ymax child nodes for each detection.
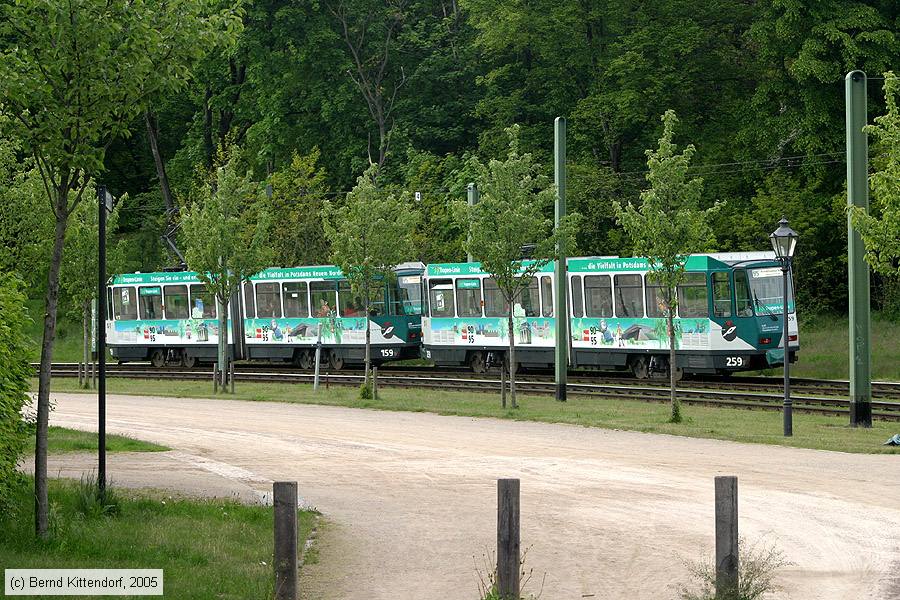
<box><xmin>770</xmin><ymin>216</ymin><xmax>798</xmax><ymax>437</ymax></box>
<box><xmin>97</xmin><ymin>186</ymin><xmax>115</xmax><ymax>499</ymax></box>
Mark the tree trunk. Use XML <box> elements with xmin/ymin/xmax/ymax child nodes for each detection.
<box><xmin>82</xmin><ymin>299</ymin><xmax>90</xmax><ymax>389</ymax></box>
<box><xmin>145</xmin><ymin>112</ymin><xmax>176</xmax><ymax>219</ymax></box>
<box><xmin>667</xmin><ymin>288</ymin><xmax>681</xmax><ymax>423</ymax></box>
<box><xmin>507</xmin><ymin>308</ymin><xmax>517</xmax><ymax>409</ymax></box>
<box><xmin>203</xmin><ymin>86</ymin><xmax>214</xmax><ymax>168</ymax></box>
<box><xmin>35</xmin><ymin>192</ymin><xmax>69</xmax><ymax>537</ymax></box>
<box><xmin>218</xmin><ymin>296</ymin><xmax>228</xmax><ymax>391</ymax></box>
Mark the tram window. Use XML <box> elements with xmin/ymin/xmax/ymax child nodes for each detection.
<box><xmin>517</xmin><ymin>277</ymin><xmax>539</xmax><ymax>317</ymax></box>
<box><xmin>255</xmin><ymin>282</ymin><xmax>282</xmax><ymax>318</ymax></box>
<box><xmin>571</xmin><ymin>276</ymin><xmax>584</xmax><ymax>318</ymax></box>
<box><xmin>189</xmin><ymin>285</ymin><xmax>216</xmax><ymax>319</ymax></box>
<box><xmin>455</xmin><ymin>279</ymin><xmax>482</xmax><ymax>318</ymax></box>
<box><xmin>139</xmin><ymin>286</ymin><xmax>163</xmax><ymax>320</ymax></box>
<box><xmin>645</xmin><ymin>278</ymin><xmax>668</xmax><ymax>318</ymax></box>
<box><xmin>584</xmin><ymin>275</ymin><xmax>613</xmax><ymax>318</ymax></box>
<box><xmin>734</xmin><ymin>270</ymin><xmax>753</xmax><ymax>317</ymax></box>
<box><xmin>711</xmin><ymin>272</ymin><xmax>732</xmax><ymax>317</ymax></box>
<box><xmin>395</xmin><ymin>275</ymin><xmax>423</xmax><ymax>315</ymax></box>
<box><xmin>310</xmin><ymin>281</ymin><xmax>337</xmax><ymax>317</ymax></box>
<box><xmin>429</xmin><ymin>279</ymin><xmax>455</xmax><ymax>317</ymax></box>
<box><xmin>338</xmin><ymin>281</ymin><xmax>370</xmax><ymax>317</ymax></box>
<box><xmin>243</xmin><ymin>282</ymin><xmax>255</xmax><ymax>319</ymax></box>
<box><xmin>164</xmin><ymin>285</ymin><xmax>189</xmax><ymax>320</ymax></box>
<box><xmin>540</xmin><ymin>276</ymin><xmax>553</xmax><ymax>317</ymax></box>
<box><xmin>677</xmin><ymin>273</ymin><xmax>708</xmax><ymax>318</ymax></box>
<box><xmin>483</xmin><ymin>278</ymin><xmax>510</xmax><ymax>317</ymax></box>
<box><xmin>369</xmin><ymin>282</ymin><xmax>385</xmax><ymax>316</ymax></box>
<box><xmin>614</xmin><ymin>275</ymin><xmax>644</xmax><ymax>318</ymax></box>
<box><xmin>282</xmin><ymin>282</ymin><xmax>309</xmax><ymax>318</ymax></box>
<box><xmin>112</xmin><ymin>287</ymin><xmax>137</xmax><ymax>320</ymax></box>
<box><xmin>107</xmin><ymin>288</ymin><xmax>113</xmax><ymax>321</ymax></box>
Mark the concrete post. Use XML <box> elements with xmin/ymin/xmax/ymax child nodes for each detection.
<box><xmin>845</xmin><ymin>70</ymin><xmax>872</xmax><ymax>427</ymax></box>
<box><xmin>554</xmin><ymin>117</ymin><xmax>568</xmax><ymax>402</ymax></box>
<box><xmin>273</xmin><ymin>481</ymin><xmax>298</xmax><ymax>600</ymax></box>
<box><xmin>497</xmin><ymin>479</ymin><xmax>520</xmax><ymax>600</ymax></box>
<box><xmin>715</xmin><ymin>476</ymin><xmax>739</xmax><ymax>598</ymax></box>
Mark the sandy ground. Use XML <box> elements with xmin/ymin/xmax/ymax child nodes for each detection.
<box><xmin>39</xmin><ymin>392</ymin><xmax>900</xmax><ymax>600</ymax></box>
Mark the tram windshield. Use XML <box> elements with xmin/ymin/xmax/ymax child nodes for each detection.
<box><xmin>748</xmin><ymin>267</ymin><xmax>794</xmax><ymax>314</ymax></box>
<box><xmin>396</xmin><ymin>275</ymin><xmax>423</xmax><ymax>315</ymax></box>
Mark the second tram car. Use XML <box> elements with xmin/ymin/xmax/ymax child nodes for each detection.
<box><xmin>420</xmin><ymin>253</ymin><xmax>798</xmax><ymax>377</ymax></box>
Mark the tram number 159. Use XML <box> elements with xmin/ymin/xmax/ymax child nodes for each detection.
<box><xmin>725</xmin><ymin>356</ymin><xmax>745</xmax><ymax>368</ymax></box>
<box><xmin>380</xmin><ymin>348</ymin><xmax>397</xmax><ymax>358</ymax></box>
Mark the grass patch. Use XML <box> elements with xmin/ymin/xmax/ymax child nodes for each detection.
<box><xmin>40</xmin><ymin>377</ymin><xmax>900</xmax><ymax>455</ymax></box>
<box><xmin>1</xmin><ymin>476</ymin><xmax>318</xmax><ymax>600</ymax></box>
<box><xmin>27</xmin><ymin>426</ymin><xmax>169</xmax><ymax>454</ymax></box>
<box><xmin>786</xmin><ymin>313</ymin><xmax>900</xmax><ymax>381</ymax></box>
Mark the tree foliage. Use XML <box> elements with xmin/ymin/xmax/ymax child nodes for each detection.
<box><xmin>615</xmin><ymin>111</ymin><xmax>719</xmax><ymax>422</ymax></box>
<box><xmin>324</xmin><ymin>166</ymin><xmax>418</xmax><ymax>394</ymax></box>
<box><xmin>0</xmin><ymin>274</ymin><xmax>31</xmax><ymax>511</ymax></box>
<box><xmin>267</xmin><ymin>149</ymin><xmax>331</xmax><ymax>267</ymax></box>
<box><xmin>461</xmin><ymin>126</ymin><xmax>579</xmax><ymax>408</ymax></box>
<box><xmin>850</xmin><ymin>72</ymin><xmax>900</xmax><ymax>279</ymax></box>
<box><xmin>181</xmin><ymin>151</ymin><xmax>273</xmax><ymax>387</ymax></box>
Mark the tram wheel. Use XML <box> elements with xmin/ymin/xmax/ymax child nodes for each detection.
<box><xmin>630</xmin><ymin>356</ymin><xmax>649</xmax><ymax>380</ymax></box>
<box><xmin>182</xmin><ymin>352</ymin><xmax>197</xmax><ymax>369</ymax></box>
<box><xmin>468</xmin><ymin>351</ymin><xmax>486</xmax><ymax>374</ymax></box>
<box><xmin>150</xmin><ymin>350</ymin><xmax>166</xmax><ymax>368</ymax></box>
<box><xmin>329</xmin><ymin>351</ymin><xmax>344</xmax><ymax>371</ymax></box>
<box><xmin>298</xmin><ymin>351</ymin><xmax>314</xmax><ymax>370</ymax></box>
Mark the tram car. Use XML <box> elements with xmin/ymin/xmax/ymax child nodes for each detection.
<box><xmin>106</xmin><ymin>262</ymin><xmax>425</xmax><ymax>368</ymax></box>
<box><xmin>420</xmin><ymin>253</ymin><xmax>798</xmax><ymax>377</ymax></box>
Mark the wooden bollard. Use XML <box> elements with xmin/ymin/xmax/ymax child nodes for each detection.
<box><xmin>372</xmin><ymin>366</ymin><xmax>378</xmax><ymax>399</ymax></box>
<box><xmin>715</xmin><ymin>476</ymin><xmax>739</xmax><ymax>598</ymax></box>
<box><xmin>273</xmin><ymin>481</ymin><xmax>298</xmax><ymax>600</ymax></box>
<box><xmin>213</xmin><ymin>362</ymin><xmax>218</xmax><ymax>394</ymax></box>
<box><xmin>497</xmin><ymin>478</ymin><xmax>520</xmax><ymax>599</ymax></box>
<box><xmin>78</xmin><ymin>362</ymin><xmax>84</xmax><ymax>387</ymax></box>
<box><xmin>230</xmin><ymin>359</ymin><xmax>235</xmax><ymax>394</ymax></box>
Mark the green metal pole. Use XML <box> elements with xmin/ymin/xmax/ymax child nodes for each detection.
<box><xmin>845</xmin><ymin>70</ymin><xmax>872</xmax><ymax>427</ymax></box>
<box><xmin>554</xmin><ymin>117</ymin><xmax>568</xmax><ymax>402</ymax></box>
<box><xmin>467</xmin><ymin>183</ymin><xmax>479</xmax><ymax>263</ymax></box>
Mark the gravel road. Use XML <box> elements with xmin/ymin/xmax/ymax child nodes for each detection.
<box><xmin>46</xmin><ymin>392</ymin><xmax>900</xmax><ymax>600</ymax></box>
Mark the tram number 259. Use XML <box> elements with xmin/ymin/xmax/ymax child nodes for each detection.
<box><xmin>380</xmin><ymin>348</ymin><xmax>397</xmax><ymax>358</ymax></box>
<box><xmin>725</xmin><ymin>356</ymin><xmax>745</xmax><ymax>368</ymax></box>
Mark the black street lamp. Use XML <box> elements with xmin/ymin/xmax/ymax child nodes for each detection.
<box><xmin>770</xmin><ymin>216</ymin><xmax>798</xmax><ymax>437</ymax></box>
<box><xmin>98</xmin><ymin>186</ymin><xmax>115</xmax><ymax>499</ymax></box>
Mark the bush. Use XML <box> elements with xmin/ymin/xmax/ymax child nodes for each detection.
<box><xmin>0</xmin><ymin>273</ymin><xmax>31</xmax><ymax>510</ymax></box>
<box><xmin>675</xmin><ymin>538</ymin><xmax>789</xmax><ymax>600</ymax></box>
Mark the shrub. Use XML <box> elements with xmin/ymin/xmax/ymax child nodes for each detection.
<box><xmin>675</xmin><ymin>538</ymin><xmax>789</xmax><ymax>600</ymax></box>
<box><xmin>0</xmin><ymin>273</ymin><xmax>31</xmax><ymax>510</ymax></box>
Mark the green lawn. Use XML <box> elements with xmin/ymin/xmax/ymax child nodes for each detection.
<box><xmin>787</xmin><ymin>313</ymin><xmax>900</xmax><ymax>381</ymax></box>
<box><xmin>28</xmin><ymin>426</ymin><xmax>169</xmax><ymax>454</ymax></box>
<box><xmin>1</xmin><ymin>477</ymin><xmax>318</xmax><ymax>600</ymax></box>
<box><xmin>42</xmin><ymin>377</ymin><xmax>900</xmax><ymax>455</ymax></box>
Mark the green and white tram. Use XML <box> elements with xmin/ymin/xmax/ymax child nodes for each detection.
<box><xmin>106</xmin><ymin>262</ymin><xmax>425</xmax><ymax>368</ymax></box>
<box><xmin>420</xmin><ymin>253</ymin><xmax>798</xmax><ymax>377</ymax></box>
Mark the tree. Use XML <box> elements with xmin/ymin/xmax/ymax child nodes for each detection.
<box><xmin>181</xmin><ymin>152</ymin><xmax>273</xmax><ymax>389</ymax></box>
<box><xmin>60</xmin><ymin>188</ymin><xmax>123</xmax><ymax>386</ymax></box>
<box><xmin>0</xmin><ymin>0</ymin><xmax>241</xmax><ymax>536</ymax></box>
<box><xmin>850</xmin><ymin>72</ymin><xmax>900</xmax><ymax>281</ymax></box>
<box><xmin>0</xmin><ymin>274</ymin><xmax>31</xmax><ymax>511</ymax></box>
<box><xmin>461</xmin><ymin>126</ymin><xmax>579</xmax><ymax>408</ymax></box>
<box><xmin>268</xmin><ymin>149</ymin><xmax>331</xmax><ymax>267</ymax></box>
<box><xmin>615</xmin><ymin>110</ymin><xmax>719</xmax><ymax>423</ymax></box>
<box><xmin>324</xmin><ymin>166</ymin><xmax>418</xmax><ymax>397</ymax></box>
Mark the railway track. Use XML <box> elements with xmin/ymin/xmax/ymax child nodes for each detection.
<box><xmin>42</xmin><ymin>362</ymin><xmax>900</xmax><ymax>421</ymax></box>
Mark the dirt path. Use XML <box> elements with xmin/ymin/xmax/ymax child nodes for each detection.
<box><xmin>47</xmin><ymin>392</ymin><xmax>900</xmax><ymax>600</ymax></box>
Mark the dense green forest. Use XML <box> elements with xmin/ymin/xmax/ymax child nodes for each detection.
<box><xmin>3</xmin><ymin>0</ymin><xmax>900</xmax><ymax>315</ymax></box>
